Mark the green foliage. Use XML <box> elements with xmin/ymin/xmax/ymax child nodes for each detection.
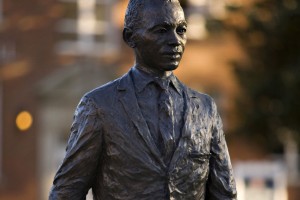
<box><xmin>226</xmin><ymin>0</ymin><xmax>300</xmax><ymax>152</ymax></box>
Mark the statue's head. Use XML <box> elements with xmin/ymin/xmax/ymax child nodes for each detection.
<box><xmin>123</xmin><ymin>0</ymin><xmax>187</xmax><ymax>75</ymax></box>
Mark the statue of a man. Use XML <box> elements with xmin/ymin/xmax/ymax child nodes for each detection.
<box><xmin>49</xmin><ymin>0</ymin><xmax>237</xmax><ymax>199</ymax></box>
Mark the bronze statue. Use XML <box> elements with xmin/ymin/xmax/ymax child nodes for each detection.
<box><xmin>49</xmin><ymin>0</ymin><xmax>237</xmax><ymax>199</ymax></box>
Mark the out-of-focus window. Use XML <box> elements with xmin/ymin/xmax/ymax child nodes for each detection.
<box><xmin>55</xmin><ymin>0</ymin><xmax>119</xmax><ymax>57</ymax></box>
<box><xmin>234</xmin><ymin>161</ymin><xmax>288</xmax><ymax>200</ymax></box>
<box><xmin>184</xmin><ymin>0</ymin><xmax>226</xmax><ymax>40</ymax></box>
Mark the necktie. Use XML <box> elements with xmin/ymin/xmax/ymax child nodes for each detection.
<box><xmin>156</xmin><ymin>79</ymin><xmax>175</xmax><ymax>163</ymax></box>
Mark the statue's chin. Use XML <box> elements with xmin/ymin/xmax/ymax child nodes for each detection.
<box><xmin>164</xmin><ymin>63</ymin><xmax>180</xmax><ymax>71</ymax></box>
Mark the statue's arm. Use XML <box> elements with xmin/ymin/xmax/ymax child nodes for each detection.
<box><xmin>205</xmin><ymin>100</ymin><xmax>237</xmax><ymax>200</ymax></box>
<box><xmin>49</xmin><ymin>96</ymin><xmax>103</xmax><ymax>200</ymax></box>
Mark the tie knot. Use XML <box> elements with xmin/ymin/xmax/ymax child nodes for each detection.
<box><xmin>154</xmin><ymin>78</ymin><xmax>170</xmax><ymax>91</ymax></box>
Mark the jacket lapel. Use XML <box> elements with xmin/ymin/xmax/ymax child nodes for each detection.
<box><xmin>168</xmin><ymin>87</ymin><xmax>196</xmax><ymax>171</ymax></box>
<box><xmin>117</xmin><ymin>70</ymin><xmax>166</xmax><ymax>168</ymax></box>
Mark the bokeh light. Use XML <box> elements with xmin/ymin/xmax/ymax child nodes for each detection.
<box><xmin>16</xmin><ymin>111</ymin><xmax>33</xmax><ymax>131</ymax></box>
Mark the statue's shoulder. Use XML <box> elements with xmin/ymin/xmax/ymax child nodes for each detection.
<box><xmin>184</xmin><ymin>85</ymin><xmax>217</xmax><ymax>112</ymax></box>
<box><xmin>184</xmin><ymin>85</ymin><xmax>213</xmax><ymax>102</ymax></box>
<box><xmin>86</xmin><ymin>71</ymin><xmax>130</xmax><ymax>97</ymax></box>
<box><xmin>82</xmin><ymin>72</ymin><xmax>130</xmax><ymax>107</ymax></box>
<box><xmin>85</xmin><ymin>79</ymin><xmax>118</xmax><ymax>98</ymax></box>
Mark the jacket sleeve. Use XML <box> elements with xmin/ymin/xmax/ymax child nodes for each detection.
<box><xmin>49</xmin><ymin>96</ymin><xmax>103</xmax><ymax>200</ymax></box>
<box><xmin>205</xmin><ymin>100</ymin><xmax>237</xmax><ymax>200</ymax></box>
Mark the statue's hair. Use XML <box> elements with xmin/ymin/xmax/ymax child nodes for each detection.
<box><xmin>124</xmin><ymin>0</ymin><xmax>180</xmax><ymax>30</ymax></box>
<box><xmin>124</xmin><ymin>0</ymin><xmax>145</xmax><ymax>30</ymax></box>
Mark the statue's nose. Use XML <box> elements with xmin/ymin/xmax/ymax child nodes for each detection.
<box><xmin>168</xmin><ymin>31</ymin><xmax>182</xmax><ymax>46</ymax></box>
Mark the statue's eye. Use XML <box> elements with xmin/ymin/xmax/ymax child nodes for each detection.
<box><xmin>157</xmin><ymin>28</ymin><xmax>167</xmax><ymax>33</ymax></box>
<box><xmin>177</xmin><ymin>27</ymin><xmax>187</xmax><ymax>35</ymax></box>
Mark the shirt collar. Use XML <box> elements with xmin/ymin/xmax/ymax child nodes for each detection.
<box><xmin>131</xmin><ymin>67</ymin><xmax>182</xmax><ymax>95</ymax></box>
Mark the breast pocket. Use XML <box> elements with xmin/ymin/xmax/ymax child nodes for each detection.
<box><xmin>188</xmin><ymin>149</ymin><xmax>211</xmax><ymax>182</ymax></box>
<box><xmin>189</xmin><ymin>150</ymin><xmax>211</xmax><ymax>165</ymax></box>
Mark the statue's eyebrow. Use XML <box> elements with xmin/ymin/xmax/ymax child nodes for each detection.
<box><xmin>163</xmin><ymin>20</ymin><xmax>187</xmax><ymax>27</ymax></box>
<box><xmin>178</xmin><ymin>20</ymin><xmax>188</xmax><ymax>27</ymax></box>
<box><xmin>149</xmin><ymin>20</ymin><xmax>187</xmax><ymax>30</ymax></box>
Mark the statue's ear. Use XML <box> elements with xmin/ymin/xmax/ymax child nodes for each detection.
<box><xmin>123</xmin><ymin>27</ymin><xmax>136</xmax><ymax>48</ymax></box>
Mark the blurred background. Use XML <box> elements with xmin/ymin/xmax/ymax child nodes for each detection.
<box><xmin>0</xmin><ymin>0</ymin><xmax>299</xmax><ymax>199</ymax></box>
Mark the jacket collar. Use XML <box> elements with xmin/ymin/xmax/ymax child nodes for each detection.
<box><xmin>130</xmin><ymin>67</ymin><xmax>182</xmax><ymax>95</ymax></box>
<box><xmin>118</xmin><ymin>67</ymin><xmax>183</xmax><ymax>93</ymax></box>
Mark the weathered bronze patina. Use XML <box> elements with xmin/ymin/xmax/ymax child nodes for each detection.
<box><xmin>49</xmin><ymin>0</ymin><xmax>237</xmax><ymax>199</ymax></box>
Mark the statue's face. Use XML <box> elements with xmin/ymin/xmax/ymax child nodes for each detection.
<box><xmin>134</xmin><ymin>1</ymin><xmax>187</xmax><ymax>74</ymax></box>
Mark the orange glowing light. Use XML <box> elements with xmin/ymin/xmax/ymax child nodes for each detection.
<box><xmin>16</xmin><ymin>111</ymin><xmax>33</xmax><ymax>131</ymax></box>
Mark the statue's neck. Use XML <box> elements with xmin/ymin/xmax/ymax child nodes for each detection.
<box><xmin>134</xmin><ymin>64</ymin><xmax>172</xmax><ymax>79</ymax></box>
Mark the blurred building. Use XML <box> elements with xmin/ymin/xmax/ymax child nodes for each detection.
<box><xmin>0</xmin><ymin>0</ymin><xmax>299</xmax><ymax>199</ymax></box>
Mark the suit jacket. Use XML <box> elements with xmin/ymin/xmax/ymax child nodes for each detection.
<box><xmin>49</xmin><ymin>69</ymin><xmax>237</xmax><ymax>200</ymax></box>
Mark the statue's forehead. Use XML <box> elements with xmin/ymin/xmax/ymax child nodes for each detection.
<box><xmin>140</xmin><ymin>2</ymin><xmax>185</xmax><ymax>27</ymax></box>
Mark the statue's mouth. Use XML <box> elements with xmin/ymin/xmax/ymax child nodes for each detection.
<box><xmin>162</xmin><ymin>52</ymin><xmax>182</xmax><ymax>60</ymax></box>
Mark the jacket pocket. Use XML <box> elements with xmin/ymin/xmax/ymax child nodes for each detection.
<box><xmin>189</xmin><ymin>151</ymin><xmax>211</xmax><ymax>164</ymax></box>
